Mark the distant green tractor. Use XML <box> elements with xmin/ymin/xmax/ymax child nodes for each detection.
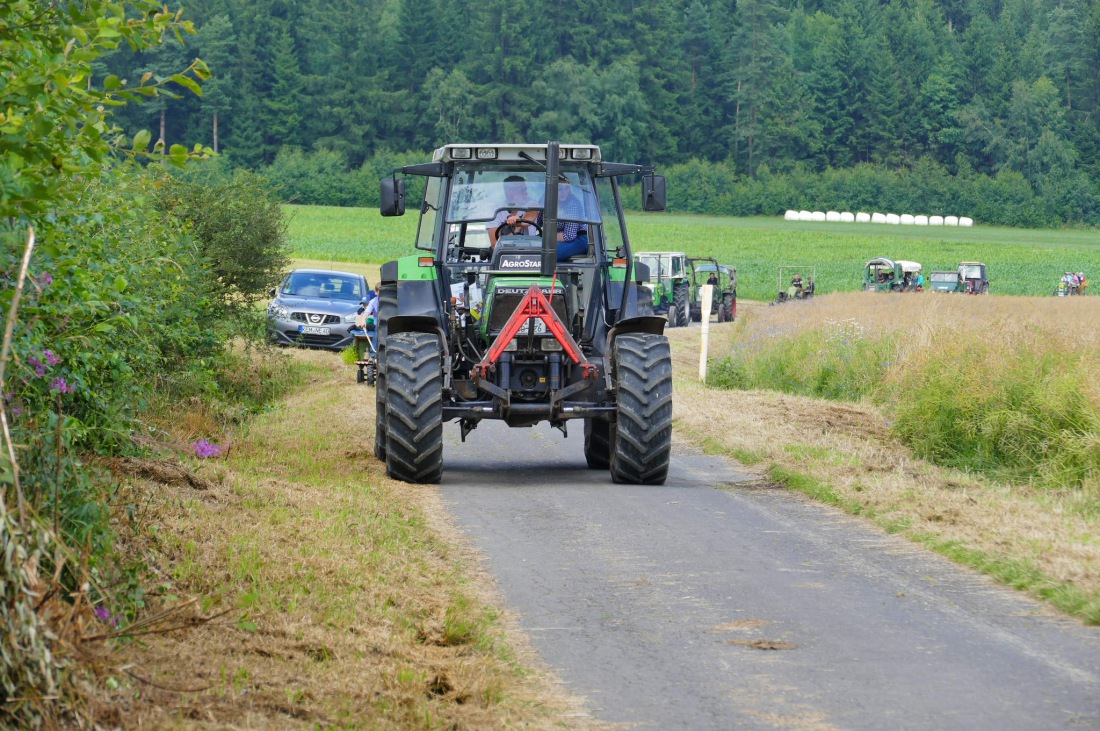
<box><xmin>929</xmin><ymin>262</ymin><xmax>989</xmax><ymax>294</ymax></box>
<box><xmin>635</xmin><ymin>251</ymin><xmax>693</xmax><ymax>327</ymax></box>
<box><xmin>634</xmin><ymin>252</ymin><xmax>737</xmax><ymax>325</ymax></box>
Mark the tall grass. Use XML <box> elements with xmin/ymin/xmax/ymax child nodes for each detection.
<box><xmin>709</xmin><ymin>294</ymin><xmax>1100</xmax><ymax>490</ymax></box>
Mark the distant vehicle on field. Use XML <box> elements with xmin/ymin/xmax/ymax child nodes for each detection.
<box><xmin>773</xmin><ymin>266</ymin><xmax>816</xmax><ymax>303</ymax></box>
<box><xmin>1055</xmin><ymin>271</ymin><xmax>1087</xmax><ymax>296</ymax></box>
<box><xmin>863</xmin><ymin>258</ymin><xmax>922</xmax><ymax>292</ymax></box>
<box><xmin>267</xmin><ymin>268</ymin><xmax>373</xmax><ymax>350</ymax></box>
<box><xmin>691</xmin><ymin>259</ymin><xmax>738</xmax><ymax>322</ymax></box>
<box><xmin>929</xmin><ymin>262</ymin><xmax>990</xmax><ymax>294</ymax></box>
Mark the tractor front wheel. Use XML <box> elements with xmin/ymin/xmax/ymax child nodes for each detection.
<box><xmin>584</xmin><ymin>418</ymin><xmax>611</xmax><ymax>469</ymax></box>
<box><xmin>384</xmin><ymin>332</ymin><xmax>443</xmax><ymax>483</ymax></box>
<box><xmin>672</xmin><ymin>282</ymin><xmax>690</xmax><ymax>327</ymax></box>
<box><xmin>610</xmin><ymin>333</ymin><xmax>673</xmax><ymax>484</ymax></box>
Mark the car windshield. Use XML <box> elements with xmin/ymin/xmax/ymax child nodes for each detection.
<box><xmin>282</xmin><ymin>272</ymin><xmax>364</xmax><ymax>300</ymax></box>
<box><xmin>446</xmin><ymin>164</ymin><xmax>601</xmax><ymax>226</ymax></box>
<box><xmin>931</xmin><ymin>272</ymin><xmax>958</xmax><ymax>282</ymax></box>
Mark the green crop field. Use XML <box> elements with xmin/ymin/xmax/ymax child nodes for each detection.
<box><xmin>286</xmin><ymin>204</ymin><xmax>1100</xmax><ymax>300</ymax></box>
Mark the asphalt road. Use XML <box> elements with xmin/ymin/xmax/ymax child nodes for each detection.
<box><xmin>439</xmin><ymin>420</ymin><xmax>1100</xmax><ymax>731</ymax></box>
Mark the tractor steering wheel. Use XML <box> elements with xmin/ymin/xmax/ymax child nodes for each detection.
<box><xmin>495</xmin><ymin>219</ymin><xmax>543</xmax><ymax>239</ymax></box>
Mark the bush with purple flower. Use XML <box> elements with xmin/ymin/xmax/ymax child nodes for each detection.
<box><xmin>193</xmin><ymin>439</ymin><xmax>223</xmax><ymax>458</ymax></box>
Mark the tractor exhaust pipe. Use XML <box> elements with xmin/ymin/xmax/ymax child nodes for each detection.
<box><xmin>541</xmin><ymin>141</ymin><xmax>560</xmax><ymax>277</ymax></box>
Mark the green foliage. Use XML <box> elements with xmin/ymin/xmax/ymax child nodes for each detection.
<box><xmin>709</xmin><ymin>314</ymin><xmax>1100</xmax><ymax>491</ymax></box>
<box><xmin>708</xmin><ymin>318</ymin><xmax>896</xmax><ymax>402</ymax></box>
<box><xmin>152</xmin><ymin>169</ymin><xmax>291</xmax><ymax>318</ymax></box>
<box><xmin>0</xmin><ymin>0</ymin><xmax>210</xmax><ymax>220</ymax></box>
<box><xmin>90</xmin><ymin>0</ymin><xmax>1100</xmax><ymax>226</ymax></box>
<box><xmin>890</xmin><ymin>346</ymin><xmax>1100</xmax><ymax>488</ymax></box>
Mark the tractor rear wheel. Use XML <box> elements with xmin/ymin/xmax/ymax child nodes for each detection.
<box><xmin>672</xmin><ymin>282</ymin><xmax>690</xmax><ymax>327</ymax></box>
<box><xmin>584</xmin><ymin>418</ymin><xmax>611</xmax><ymax>469</ymax></box>
<box><xmin>384</xmin><ymin>332</ymin><xmax>443</xmax><ymax>483</ymax></box>
<box><xmin>610</xmin><ymin>333</ymin><xmax>673</xmax><ymax>484</ymax></box>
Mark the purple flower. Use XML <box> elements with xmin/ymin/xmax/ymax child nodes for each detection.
<box><xmin>193</xmin><ymin>439</ymin><xmax>223</xmax><ymax>459</ymax></box>
<box><xmin>28</xmin><ymin>356</ymin><xmax>46</xmax><ymax>377</ymax></box>
<box><xmin>50</xmin><ymin>377</ymin><xmax>74</xmax><ymax>394</ymax></box>
<box><xmin>94</xmin><ymin>605</ymin><xmax>111</xmax><ymax>623</ymax></box>
<box><xmin>36</xmin><ymin>272</ymin><xmax>53</xmax><ymax>287</ymax></box>
<box><xmin>43</xmin><ymin>350</ymin><xmax>60</xmax><ymax>366</ymax></box>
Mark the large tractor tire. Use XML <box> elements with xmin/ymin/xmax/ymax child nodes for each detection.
<box><xmin>672</xmin><ymin>281</ymin><xmax>690</xmax><ymax>327</ymax></box>
<box><xmin>384</xmin><ymin>332</ymin><xmax>443</xmax><ymax>483</ymax></box>
<box><xmin>373</xmin><ymin>283</ymin><xmax>398</xmax><ymax>461</ymax></box>
<box><xmin>373</xmin><ymin>347</ymin><xmax>387</xmax><ymax>460</ymax></box>
<box><xmin>584</xmin><ymin>418</ymin><xmax>611</xmax><ymax>469</ymax></box>
<box><xmin>609</xmin><ymin>333</ymin><xmax>673</xmax><ymax>484</ymax></box>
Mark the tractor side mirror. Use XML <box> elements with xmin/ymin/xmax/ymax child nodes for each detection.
<box><xmin>380</xmin><ymin>178</ymin><xmax>405</xmax><ymax>217</ymax></box>
<box><xmin>642</xmin><ymin>174</ymin><xmax>666</xmax><ymax>212</ymax></box>
<box><xmin>633</xmin><ymin>261</ymin><xmax>650</xmax><ymax>284</ymax></box>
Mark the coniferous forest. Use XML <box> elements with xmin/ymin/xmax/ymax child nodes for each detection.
<box><xmin>104</xmin><ymin>0</ymin><xmax>1100</xmax><ymax>225</ymax></box>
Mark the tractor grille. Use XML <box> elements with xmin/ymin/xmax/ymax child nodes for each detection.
<box><xmin>489</xmin><ymin>292</ymin><xmax>568</xmax><ymax>333</ymax></box>
<box><xmin>290</xmin><ymin>312</ymin><xmax>341</xmax><ymax>324</ymax></box>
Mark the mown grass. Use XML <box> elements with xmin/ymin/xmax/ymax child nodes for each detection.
<box><xmin>107</xmin><ymin>349</ymin><xmax>591</xmax><ymax>729</ymax></box>
<box><xmin>285</xmin><ymin>204</ymin><xmax>1100</xmax><ymax>299</ymax></box>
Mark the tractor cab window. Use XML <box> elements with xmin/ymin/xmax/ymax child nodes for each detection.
<box><xmin>637</xmin><ymin>255</ymin><xmax>660</xmax><ymax>281</ymax></box>
<box><xmin>447</xmin><ymin>165</ymin><xmax>601</xmax><ymax>227</ymax></box>
<box><xmin>959</xmin><ymin>264</ymin><xmax>982</xmax><ymax>279</ymax></box>
<box><xmin>416</xmin><ymin>176</ymin><xmax>446</xmax><ymax>251</ymax></box>
<box><xmin>671</xmin><ymin>258</ymin><xmax>682</xmax><ymax>276</ymax></box>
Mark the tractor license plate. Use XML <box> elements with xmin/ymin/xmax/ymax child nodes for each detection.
<box><xmin>299</xmin><ymin>325</ymin><xmax>330</xmax><ymax>335</ymax></box>
<box><xmin>523</xmin><ymin>318</ymin><xmax>549</xmax><ymax>335</ymax></box>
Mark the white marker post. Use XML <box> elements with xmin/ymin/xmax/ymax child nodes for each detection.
<box><xmin>699</xmin><ymin>284</ymin><xmax>713</xmax><ymax>381</ymax></box>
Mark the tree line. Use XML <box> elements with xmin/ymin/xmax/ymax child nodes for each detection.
<box><xmin>102</xmin><ymin>0</ymin><xmax>1100</xmax><ymax>225</ymax></box>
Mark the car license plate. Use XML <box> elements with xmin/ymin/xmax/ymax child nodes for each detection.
<box><xmin>299</xmin><ymin>325</ymin><xmax>330</xmax><ymax>335</ymax></box>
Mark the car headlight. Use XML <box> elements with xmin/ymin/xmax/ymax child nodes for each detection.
<box><xmin>268</xmin><ymin>302</ymin><xmax>290</xmax><ymax>320</ymax></box>
<box><xmin>343</xmin><ymin>313</ymin><xmax>358</xmax><ymax>323</ymax></box>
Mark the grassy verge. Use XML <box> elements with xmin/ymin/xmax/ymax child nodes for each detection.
<box><xmin>669</xmin><ymin>309</ymin><xmax>1100</xmax><ymax>625</ymax></box>
<box><xmin>100</xmin><ymin>349</ymin><xmax>593</xmax><ymax>729</ymax></box>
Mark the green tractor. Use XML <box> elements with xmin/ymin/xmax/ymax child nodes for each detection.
<box><xmin>374</xmin><ymin>142</ymin><xmax>672</xmax><ymax>484</ymax></box>
<box><xmin>634</xmin><ymin>253</ymin><xmax>737</xmax><ymax>325</ymax></box>
<box><xmin>634</xmin><ymin>251</ymin><xmax>693</xmax><ymax>327</ymax></box>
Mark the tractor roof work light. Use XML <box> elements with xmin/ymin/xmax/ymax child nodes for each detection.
<box><xmin>450</xmin><ymin>147</ymin><xmax>472</xmax><ymax>159</ymax></box>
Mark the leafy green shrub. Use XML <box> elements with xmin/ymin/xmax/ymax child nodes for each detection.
<box><xmin>152</xmin><ymin>168</ymin><xmax>291</xmax><ymax>320</ymax></box>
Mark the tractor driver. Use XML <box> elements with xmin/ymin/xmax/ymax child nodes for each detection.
<box><xmin>536</xmin><ymin>182</ymin><xmax>589</xmax><ymax>261</ymax></box>
<box><xmin>488</xmin><ymin>175</ymin><xmax>539</xmax><ymax>248</ymax></box>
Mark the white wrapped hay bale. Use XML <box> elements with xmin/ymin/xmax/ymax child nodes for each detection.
<box><xmin>914</xmin><ymin>215</ymin><xmax>929</xmax><ymax>225</ymax></box>
<box><xmin>871</xmin><ymin>212</ymin><xmax>886</xmax><ymax>223</ymax></box>
<box><xmin>959</xmin><ymin>216</ymin><xmax>974</xmax><ymax>227</ymax></box>
<box><xmin>885</xmin><ymin>213</ymin><xmax>901</xmax><ymax>224</ymax></box>
<box><xmin>856</xmin><ymin>212</ymin><xmax>871</xmax><ymax>223</ymax></box>
<box><xmin>900</xmin><ymin>213</ymin><xmax>915</xmax><ymax>225</ymax></box>
<box><xmin>929</xmin><ymin>215</ymin><xmax>944</xmax><ymax>225</ymax></box>
<box><xmin>826</xmin><ymin>211</ymin><xmax>841</xmax><ymax>221</ymax></box>
<box><xmin>799</xmin><ymin>210</ymin><xmax>812</xmax><ymax>221</ymax></box>
<box><xmin>784</xmin><ymin>210</ymin><xmax>799</xmax><ymax>221</ymax></box>
<box><xmin>840</xmin><ymin>211</ymin><xmax>855</xmax><ymax>222</ymax></box>
<box><xmin>944</xmin><ymin>215</ymin><xmax>959</xmax><ymax>226</ymax></box>
<box><xmin>811</xmin><ymin>211</ymin><xmax>826</xmax><ymax>221</ymax></box>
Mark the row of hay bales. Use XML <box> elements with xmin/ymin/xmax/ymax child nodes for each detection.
<box><xmin>784</xmin><ymin>210</ymin><xmax>974</xmax><ymax>226</ymax></box>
